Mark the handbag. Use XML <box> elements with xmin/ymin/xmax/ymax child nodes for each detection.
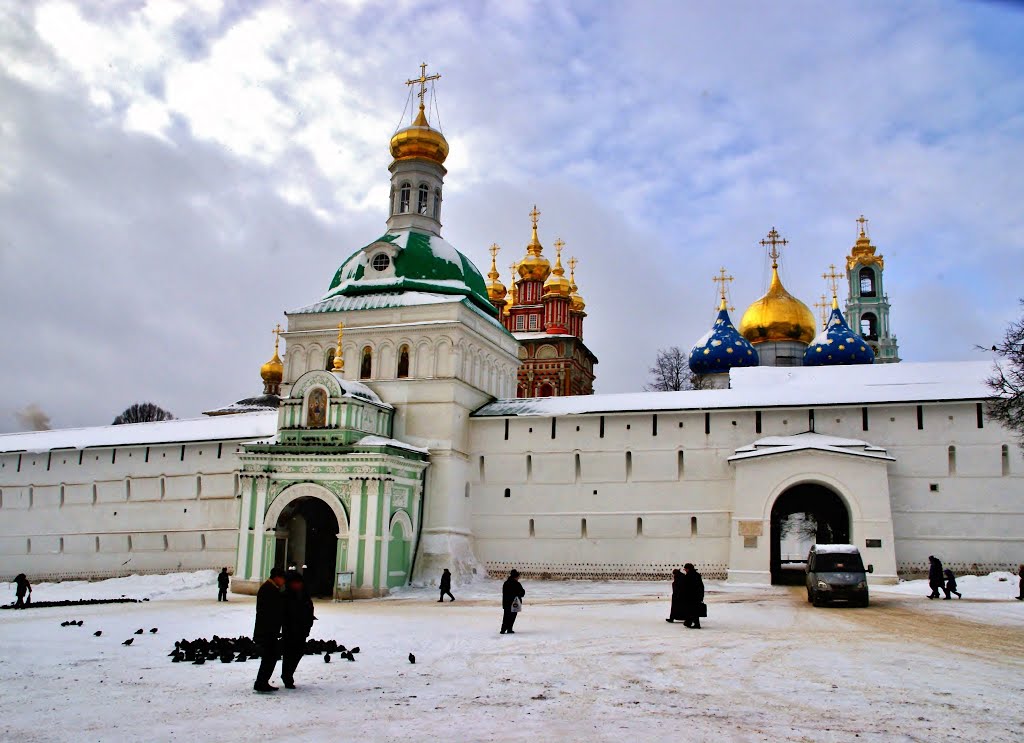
<box><xmin>511</xmin><ymin>596</ymin><xmax>523</xmax><ymax>613</ymax></box>
<box><xmin>698</xmin><ymin>602</ymin><xmax>707</xmax><ymax>618</ymax></box>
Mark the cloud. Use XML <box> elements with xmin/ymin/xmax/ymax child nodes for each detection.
<box><xmin>0</xmin><ymin>0</ymin><xmax>1022</xmax><ymax>431</ymax></box>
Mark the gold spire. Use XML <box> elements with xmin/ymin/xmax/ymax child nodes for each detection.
<box><xmin>822</xmin><ymin>263</ymin><xmax>843</xmax><ymax>309</ymax></box>
<box><xmin>713</xmin><ymin>267</ymin><xmax>734</xmax><ymax>311</ymax></box>
<box><xmin>485</xmin><ymin>243</ymin><xmax>507</xmax><ymax>301</ymax></box>
<box><xmin>390</xmin><ymin>63</ymin><xmax>448</xmax><ymax>164</ymax></box>
<box><xmin>332</xmin><ymin>322</ymin><xmax>344</xmax><ymax>372</ymax></box>
<box><xmin>260</xmin><ymin>324</ymin><xmax>284</xmax><ymax>395</ymax></box>
<box><xmin>518</xmin><ymin>204</ymin><xmax>551</xmax><ymax>281</ymax></box>
<box><xmin>544</xmin><ymin>237</ymin><xmax>572</xmax><ymax>296</ymax></box>
<box><xmin>569</xmin><ymin>256</ymin><xmax>586</xmax><ymax>312</ymax></box>
<box><xmin>847</xmin><ymin>213</ymin><xmax>884</xmax><ymax>271</ymax></box>
<box><xmin>739</xmin><ymin>227</ymin><xmax>816</xmax><ymax>345</ymax></box>
<box><xmin>505</xmin><ymin>261</ymin><xmax>518</xmax><ymax>315</ymax></box>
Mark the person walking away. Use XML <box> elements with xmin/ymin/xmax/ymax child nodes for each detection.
<box><xmin>438</xmin><ymin>569</ymin><xmax>455</xmax><ymax>603</ymax></box>
<box><xmin>681</xmin><ymin>563</ymin><xmax>705</xmax><ymax>629</ymax></box>
<box><xmin>665</xmin><ymin>569</ymin><xmax>685</xmax><ymax>623</ymax></box>
<box><xmin>13</xmin><ymin>574</ymin><xmax>31</xmax><ymax>609</ymax></box>
<box><xmin>1016</xmin><ymin>565</ymin><xmax>1023</xmax><ymax>601</ymax></box>
<box><xmin>253</xmin><ymin>567</ymin><xmax>286</xmax><ymax>693</ymax></box>
<box><xmin>927</xmin><ymin>556</ymin><xmax>944</xmax><ymax>599</ymax></box>
<box><xmin>943</xmin><ymin>568</ymin><xmax>961</xmax><ymax>600</ymax></box>
<box><xmin>281</xmin><ymin>571</ymin><xmax>315</xmax><ymax>689</ymax></box>
<box><xmin>217</xmin><ymin>568</ymin><xmax>230</xmax><ymax>602</ymax></box>
<box><xmin>500</xmin><ymin>569</ymin><xmax>525</xmax><ymax>634</ymax></box>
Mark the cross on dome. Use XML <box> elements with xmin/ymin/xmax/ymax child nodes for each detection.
<box><xmin>406</xmin><ymin>62</ymin><xmax>441</xmax><ymax>113</ymax></box>
<box><xmin>529</xmin><ymin>205</ymin><xmax>541</xmax><ymax>228</ymax></box>
<box><xmin>857</xmin><ymin>214</ymin><xmax>869</xmax><ymax>236</ymax></box>
<box><xmin>332</xmin><ymin>322</ymin><xmax>344</xmax><ymax>372</ymax></box>
<box><xmin>814</xmin><ymin>294</ymin><xmax>830</xmax><ymax>329</ymax></box>
<box><xmin>713</xmin><ymin>267</ymin><xmax>734</xmax><ymax>310</ymax></box>
<box><xmin>759</xmin><ymin>228</ymin><xmax>788</xmax><ymax>267</ymax></box>
<box><xmin>822</xmin><ymin>263</ymin><xmax>843</xmax><ymax>307</ymax></box>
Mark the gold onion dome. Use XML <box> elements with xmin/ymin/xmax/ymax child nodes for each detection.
<box><xmin>485</xmin><ymin>244</ymin><xmax>507</xmax><ymax>301</ymax></box>
<box><xmin>568</xmin><ymin>257</ymin><xmax>585</xmax><ymax>312</ymax></box>
<box><xmin>544</xmin><ymin>239</ymin><xmax>572</xmax><ymax>297</ymax></box>
<box><xmin>260</xmin><ymin>325</ymin><xmax>284</xmax><ymax>383</ymax></box>
<box><xmin>738</xmin><ymin>228</ymin><xmax>816</xmax><ymax>345</ymax></box>
<box><xmin>518</xmin><ymin>205</ymin><xmax>551</xmax><ymax>281</ymax></box>
<box><xmin>389</xmin><ymin>105</ymin><xmax>449</xmax><ymax>165</ymax></box>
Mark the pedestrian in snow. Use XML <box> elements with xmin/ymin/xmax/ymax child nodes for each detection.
<box><xmin>438</xmin><ymin>568</ymin><xmax>455</xmax><ymax>603</ymax></box>
<box><xmin>681</xmin><ymin>563</ymin><xmax>705</xmax><ymax>629</ymax></box>
<box><xmin>500</xmin><ymin>569</ymin><xmax>525</xmax><ymax>634</ymax></box>
<box><xmin>253</xmin><ymin>567</ymin><xmax>287</xmax><ymax>693</ymax></box>
<box><xmin>1016</xmin><ymin>565</ymin><xmax>1023</xmax><ymax>601</ymax></box>
<box><xmin>281</xmin><ymin>571</ymin><xmax>315</xmax><ymax>690</ymax></box>
<box><xmin>13</xmin><ymin>573</ymin><xmax>31</xmax><ymax>609</ymax></box>
<box><xmin>942</xmin><ymin>569</ymin><xmax>961</xmax><ymax>600</ymax></box>
<box><xmin>217</xmin><ymin>568</ymin><xmax>230</xmax><ymax>602</ymax></box>
<box><xmin>665</xmin><ymin>569</ymin><xmax>685</xmax><ymax>623</ymax></box>
<box><xmin>927</xmin><ymin>556</ymin><xmax>944</xmax><ymax>599</ymax></box>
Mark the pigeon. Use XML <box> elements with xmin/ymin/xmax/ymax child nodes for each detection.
<box><xmin>345</xmin><ymin>652</ymin><xmax>355</xmax><ymax>662</ymax></box>
<box><xmin>193</xmin><ymin>657</ymin><xmax>206</xmax><ymax>665</ymax></box>
<box><xmin>235</xmin><ymin>655</ymin><xmax>247</xmax><ymax>663</ymax></box>
<box><xmin>77</xmin><ymin>620</ymin><xmax>84</xmax><ymax>626</ymax></box>
<box><xmin>61</xmin><ymin>621</ymin><xmax>70</xmax><ymax>627</ymax></box>
<box><xmin>134</xmin><ymin>629</ymin><xmax>144</xmax><ymax>635</ymax></box>
<box><xmin>171</xmin><ymin>653</ymin><xmax>183</xmax><ymax>663</ymax></box>
<box><xmin>220</xmin><ymin>655</ymin><xmax>233</xmax><ymax>664</ymax></box>
<box><xmin>122</xmin><ymin>638</ymin><xmax>134</xmax><ymax>646</ymax></box>
<box><xmin>324</xmin><ymin>654</ymin><xmax>331</xmax><ymax>663</ymax></box>
<box><xmin>408</xmin><ymin>653</ymin><xmax>416</xmax><ymax>665</ymax></box>
<box><xmin>149</xmin><ymin>628</ymin><xmax>158</xmax><ymax>634</ymax></box>
<box><xmin>94</xmin><ymin>631</ymin><xmax>102</xmax><ymax>637</ymax></box>
<box><xmin>351</xmin><ymin>647</ymin><xmax>360</xmax><ymax>654</ymax></box>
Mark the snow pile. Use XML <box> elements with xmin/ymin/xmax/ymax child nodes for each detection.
<box><xmin>882</xmin><ymin>571</ymin><xmax>1020</xmax><ymax>600</ymax></box>
<box><xmin>2</xmin><ymin>570</ymin><xmax>220</xmax><ymax>604</ymax></box>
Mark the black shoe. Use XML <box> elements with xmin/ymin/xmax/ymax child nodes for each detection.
<box><xmin>665</xmin><ymin>618</ymin><xmax>674</xmax><ymax>623</ymax></box>
<box><xmin>437</xmin><ymin>600</ymin><xmax>443</xmax><ymax>603</ymax></box>
<box><xmin>283</xmin><ymin>680</ymin><xmax>296</xmax><ymax>690</ymax></box>
<box><xmin>507</xmin><ymin>631</ymin><xmax>515</xmax><ymax>634</ymax></box>
<box><xmin>943</xmin><ymin>597</ymin><xmax>951</xmax><ymax>600</ymax></box>
<box><xmin>254</xmin><ymin>684</ymin><xmax>278</xmax><ymax>693</ymax></box>
<box><xmin>500</xmin><ymin>630</ymin><xmax>506</xmax><ymax>634</ymax></box>
<box><xmin>683</xmin><ymin>621</ymin><xmax>692</xmax><ymax>628</ymax></box>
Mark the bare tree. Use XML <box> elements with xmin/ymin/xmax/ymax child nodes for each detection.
<box><xmin>16</xmin><ymin>403</ymin><xmax>51</xmax><ymax>431</ymax></box>
<box><xmin>112</xmin><ymin>402</ymin><xmax>175</xmax><ymax>425</ymax></box>
<box><xmin>986</xmin><ymin>300</ymin><xmax>1024</xmax><ymax>443</ymax></box>
<box><xmin>645</xmin><ymin>346</ymin><xmax>707</xmax><ymax>391</ymax></box>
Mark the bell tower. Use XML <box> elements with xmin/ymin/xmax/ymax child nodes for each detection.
<box><xmin>844</xmin><ymin>216</ymin><xmax>900</xmax><ymax>363</ymax></box>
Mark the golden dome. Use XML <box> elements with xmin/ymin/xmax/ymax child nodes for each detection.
<box><xmin>260</xmin><ymin>325</ymin><xmax>284</xmax><ymax>383</ymax></box>
<box><xmin>389</xmin><ymin>105</ymin><xmax>449</xmax><ymax>165</ymax></box>
<box><xmin>544</xmin><ymin>239</ymin><xmax>572</xmax><ymax>297</ymax></box>
<box><xmin>485</xmin><ymin>243</ymin><xmax>507</xmax><ymax>301</ymax></box>
<box><xmin>846</xmin><ymin>214</ymin><xmax>884</xmax><ymax>271</ymax></box>
<box><xmin>739</xmin><ymin>266</ymin><xmax>817</xmax><ymax>345</ymax></box>
<box><xmin>518</xmin><ymin>204</ymin><xmax>551</xmax><ymax>281</ymax></box>
<box><xmin>569</xmin><ymin>256</ymin><xmax>585</xmax><ymax>312</ymax></box>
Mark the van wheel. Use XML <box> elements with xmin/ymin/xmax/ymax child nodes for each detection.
<box><xmin>858</xmin><ymin>597</ymin><xmax>869</xmax><ymax>608</ymax></box>
<box><xmin>812</xmin><ymin>594</ymin><xmax>825</xmax><ymax>608</ymax></box>
<box><xmin>806</xmin><ymin>589</ymin><xmax>813</xmax><ymax>603</ymax></box>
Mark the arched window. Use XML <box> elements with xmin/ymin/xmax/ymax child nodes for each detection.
<box><xmin>417</xmin><ymin>184</ymin><xmax>429</xmax><ymax>214</ymax></box>
<box><xmin>860</xmin><ymin>312</ymin><xmax>878</xmax><ymax>340</ymax></box>
<box><xmin>433</xmin><ymin>188</ymin><xmax>442</xmax><ymax>219</ymax></box>
<box><xmin>360</xmin><ymin>347</ymin><xmax>372</xmax><ymax>379</ymax></box>
<box><xmin>398</xmin><ymin>182</ymin><xmax>411</xmax><ymax>214</ymax></box>
<box><xmin>859</xmin><ymin>268</ymin><xmax>876</xmax><ymax>297</ymax></box>
<box><xmin>325</xmin><ymin>348</ymin><xmax>336</xmax><ymax>371</ymax></box>
<box><xmin>538</xmin><ymin>383</ymin><xmax>554</xmax><ymax>397</ymax></box>
<box><xmin>397</xmin><ymin>345</ymin><xmax>410</xmax><ymax>378</ymax></box>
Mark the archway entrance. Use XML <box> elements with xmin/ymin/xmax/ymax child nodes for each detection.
<box><xmin>770</xmin><ymin>483</ymin><xmax>849</xmax><ymax>585</ymax></box>
<box><xmin>274</xmin><ymin>496</ymin><xmax>339</xmax><ymax>597</ymax></box>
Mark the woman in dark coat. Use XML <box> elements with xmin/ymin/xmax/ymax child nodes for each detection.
<box><xmin>14</xmin><ymin>573</ymin><xmax>31</xmax><ymax>609</ymax></box>
<box><xmin>281</xmin><ymin>571</ymin><xmax>315</xmax><ymax>690</ymax></box>
<box><xmin>439</xmin><ymin>568</ymin><xmax>455</xmax><ymax>602</ymax></box>
<box><xmin>927</xmin><ymin>556</ymin><xmax>944</xmax><ymax>599</ymax></box>
<box><xmin>500</xmin><ymin>569</ymin><xmax>525</xmax><ymax>634</ymax></box>
<box><xmin>666</xmin><ymin>569</ymin><xmax>685</xmax><ymax>623</ymax></box>
<box><xmin>680</xmin><ymin>563</ymin><xmax>705</xmax><ymax>629</ymax></box>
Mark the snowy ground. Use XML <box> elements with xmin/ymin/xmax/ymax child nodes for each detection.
<box><xmin>1</xmin><ymin>572</ymin><xmax>1022</xmax><ymax>743</ymax></box>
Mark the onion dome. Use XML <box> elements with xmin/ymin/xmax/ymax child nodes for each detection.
<box><xmin>690</xmin><ymin>299</ymin><xmax>760</xmax><ymax>375</ymax></box>
<box><xmin>739</xmin><ymin>229</ymin><xmax>817</xmax><ymax>345</ymax></box>
<box><xmin>568</xmin><ymin>256</ymin><xmax>586</xmax><ymax>312</ymax></box>
<box><xmin>260</xmin><ymin>326</ymin><xmax>284</xmax><ymax>386</ymax></box>
<box><xmin>389</xmin><ymin>104</ymin><xmax>449</xmax><ymax>166</ymax></box>
<box><xmin>518</xmin><ymin>205</ymin><xmax>551</xmax><ymax>281</ymax></box>
<box><xmin>543</xmin><ymin>239</ymin><xmax>572</xmax><ymax>297</ymax></box>
<box><xmin>846</xmin><ymin>214</ymin><xmax>884</xmax><ymax>271</ymax></box>
<box><xmin>485</xmin><ymin>243</ymin><xmax>507</xmax><ymax>301</ymax></box>
<box><xmin>803</xmin><ymin>300</ymin><xmax>875</xmax><ymax>366</ymax></box>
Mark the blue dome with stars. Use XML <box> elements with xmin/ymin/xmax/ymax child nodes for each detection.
<box><xmin>803</xmin><ymin>305</ymin><xmax>875</xmax><ymax>366</ymax></box>
<box><xmin>689</xmin><ymin>304</ymin><xmax>760</xmax><ymax>375</ymax></box>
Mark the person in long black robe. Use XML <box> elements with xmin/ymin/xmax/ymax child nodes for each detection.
<box><xmin>281</xmin><ymin>571</ymin><xmax>315</xmax><ymax>689</ymax></box>
<box><xmin>681</xmin><ymin>563</ymin><xmax>705</xmax><ymax>629</ymax></box>
<box><xmin>253</xmin><ymin>568</ymin><xmax>286</xmax><ymax>692</ymax></box>
<box><xmin>666</xmin><ymin>569</ymin><xmax>685</xmax><ymax>623</ymax></box>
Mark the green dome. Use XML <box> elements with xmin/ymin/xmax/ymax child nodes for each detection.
<box><xmin>324</xmin><ymin>229</ymin><xmax>496</xmax><ymax>316</ymax></box>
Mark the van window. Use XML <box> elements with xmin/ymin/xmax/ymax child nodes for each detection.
<box><xmin>814</xmin><ymin>553</ymin><xmax>864</xmax><ymax>572</ymax></box>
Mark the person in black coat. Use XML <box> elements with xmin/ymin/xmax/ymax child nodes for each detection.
<box><xmin>927</xmin><ymin>556</ymin><xmax>944</xmax><ymax>599</ymax></box>
<box><xmin>680</xmin><ymin>563</ymin><xmax>705</xmax><ymax>629</ymax></box>
<box><xmin>500</xmin><ymin>569</ymin><xmax>525</xmax><ymax>634</ymax></box>
<box><xmin>280</xmin><ymin>571</ymin><xmax>315</xmax><ymax>689</ymax></box>
<box><xmin>438</xmin><ymin>568</ymin><xmax>455</xmax><ymax>603</ymax></box>
<box><xmin>665</xmin><ymin>569</ymin><xmax>685</xmax><ymax>623</ymax></box>
<box><xmin>253</xmin><ymin>567</ymin><xmax>286</xmax><ymax>692</ymax></box>
<box><xmin>1016</xmin><ymin>564</ymin><xmax>1023</xmax><ymax>601</ymax></box>
<box><xmin>943</xmin><ymin>568</ymin><xmax>961</xmax><ymax>600</ymax></box>
<box><xmin>217</xmin><ymin>568</ymin><xmax>230</xmax><ymax>602</ymax></box>
<box><xmin>14</xmin><ymin>573</ymin><xmax>31</xmax><ymax>609</ymax></box>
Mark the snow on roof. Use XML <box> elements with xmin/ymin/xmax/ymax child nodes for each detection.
<box><xmin>289</xmin><ymin>291</ymin><xmax>463</xmax><ymax>315</ymax></box>
<box><xmin>473</xmin><ymin>360</ymin><xmax>994</xmax><ymax>418</ymax></box>
<box><xmin>0</xmin><ymin>411</ymin><xmax>278</xmax><ymax>454</ymax></box>
<box><xmin>812</xmin><ymin>544</ymin><xmax>861</xmax><ymax>554</ymax></box>
<box><xmin>355</xmin><ymin>435</ymin><xmax>430</xmax><ymax>454</ymax></box>
<box><xmin>728</xmin><ymin>432</ymin><xmax>895</xmax><ymax>462</ymax></box>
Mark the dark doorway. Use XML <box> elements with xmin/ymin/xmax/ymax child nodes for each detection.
<box><xmin>275</xmin><ymin>496</ymin><xmax>339</xmax><ymax>598</ymax></box>
<box><xmin>770</xmin><ymin>484</ymin><xmax>849</xmax><ymax>585</ymax></box>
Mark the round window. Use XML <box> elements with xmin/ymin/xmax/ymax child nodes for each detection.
<box><xmin>371</xmin><ymin>253</ymin><xmax>390</xmax><ymax>272</ymax></box>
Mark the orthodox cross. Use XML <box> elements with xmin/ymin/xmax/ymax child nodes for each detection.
<box><xmin>713</xmin><ymin>267</ymin><xmax>734</xmax><ymax>309</ymax></box>
<box><xmin>489</xmin><ymin>243</ymin><xmax>501</xmax><ymax>261</ymax></box>
<box><xmin>406</xmin><ymin>62</ymin><xmax>441</xmax><ymax>110</ymax></box>
<box><xmin>822</xmin><ymin>263</ymin><xmax>843</xmax><ymax>302</ymax></box>
<box><xmin>272</xmin><ymin>323</ymin><xmax>282</xmax><ymax>354</ymax></box>
<box><xmin>529</xmin><ymin>205</ymin><xmax>541</xmax><ymax>229</ymax></box>
<box><xmin>814</xmin><ymin>294</ymin><xmax>829</xmax><ymax>328</ymax></box>
<box><xmin>332</xmin><ymin>322</ymin><xmax>344</xmax><ymax>372</ymax></box>
<box><xmin>568</xmin><ymin>256</ymin><xmax>578</xmax><ymax>279</ymax></box>
<box><xmin>759</xmin><ymin>228</ymin><xmax>788</xmax><ymax>267</ymax></box>
<box><xmin>856</xmin><ymin>214</ymin><xmax>869</xmax><ymax>236</ymax></box>
<box><xmin>553</xmin><ymin>238</ymin><xmax>565</xmax><ymax>259</ymax></box>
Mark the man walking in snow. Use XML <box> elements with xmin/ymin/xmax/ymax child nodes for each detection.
<box><xmin>1016</xmin><ymin>564</ymin><xmax>1023</xmax><ymax>601</ymax></box>
<box><xmin>438</xmin><ymin>568</ymin><xmax>455</xmax><ymax>602</ymax></box>
<box><xmin>253</xmin><ymin>567</ymin><xmax>286</xmax><ymax>693</ymax></box>
<box><xmin>500</xmin><ymin>569</ymin><xmax>525</xmax><ymax>634</ymax></box>
<box><xmin>281</xmin><ymin>571</ymin><xmax>315</xmax><ymax>690</ymax></box>
<box><xmin>13</xmin><ymin>573</ymin><xmax>31</xmax><ymax>609</ymax></box>
<box><xmin>680</xmin><ymin>563</ymin><xmax>705</xmax><ymax>629</ymax></box>
<box><xmin>927</xmin><ymin>556</ymin><xmax>944</xmax><ymax>599</ymax></box>
<box><xmin>217</xmin><ymin>568</ymin><xmax>230</xmax><ymax>602</ymax></box>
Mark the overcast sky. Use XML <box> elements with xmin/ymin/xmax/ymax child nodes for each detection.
<box><xmin>1</xmin><ymin>0</ymin><xmax>1023</xmax><ymax>432</ymax></box>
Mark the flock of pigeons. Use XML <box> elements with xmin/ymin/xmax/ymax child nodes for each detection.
<box><xmin>3</xmin><ymin>597</ymin><xmax>144</xmax><ymax>610</ymax></box>
<box><xmin>59</xmin><ymin>619</ymin><xmax>157</xmax><ymax>644</ymax></box>
<box><xmin>169</xmin><ymin>636</ymin><xmax>361</xmax><ymax>665</ymax></box>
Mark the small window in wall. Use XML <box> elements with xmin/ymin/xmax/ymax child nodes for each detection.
<box><xmin>551</xmin><ymin>418</ymin><xmax>557</xmax><ymax>439</ymax></box>
<box><xmin>862</xmin><ymin>407</ymin><xmax>869</xmax><ymax>432</ymax></box>
<box><xmin>652</xmin><ymin>414</ymin><xmax>658</xmax><ymax>437</ymax></box>
<box><xmin>690</xmin><ymin>516</ymin><xmax>698</xmax><ymax>537</ymax></box>
<box><xmin>917</xmin><ymin>405</ymin><xmax>924</xmax><ymax>430</ymax></box>
<box><xmin>976</xmin><ymin>403</ymin><xmax>984</xmax><ymax>429</ymax></box>
<box><xmin>574</xmin><ymin>452</ymin><xmax>581</xmax><ymax>483</ymax></box>
<box><xmin>526</xmin><ymin>454</ymin><xmax>532</xmax><ymax>481</ymax></box>
<box><xmin>504</xmin><ymin>488</ymin><xmax>511</xmax><ymax>498</ymax></box>
<box><xmin>1002</xmin><ymin>444</ymin><xmax>1010</xmax><ymax>476</ymax></box>
<box><xmin>929</xmin><ymin>483</ymin><xmax>939</xmax><ymax>492</ymax></box>
<box><xmin>529</xmin><ymin>518</ymin><xmax>535</xmax><ymax>537</ymax></box>
<box><xmin>398</xmin><ymin>182</ymin><xmax>411</xmax><ymax>213</ymax></box>
<box><xmin>636</xmin><ymin>517</ymin><xmax>643</xmax><ymax>537</ymax></box>
<box><xmin>528</xmin><ymin>315</ymin><xmax>539</xmax><ymax>331</ymax></box>
<box><xmin>504</xmin><ymin>419</ymin><xmax>510</xmax><ymax>441</ymax></box>
<box><xmin>859</xmin><ymin>267</ymin><xmax>876</xmax><ymax>297</ymax></box>
<box><xmin>417</xmin><ymin>183</ymin><xmax>429</xmax><ymax>214</ymax></box>
<box><xmin>755</xmin><ymin>411</ymin><xmax>762</xmax><ymax>434</ymax></box>
<box><xmin>599</xmin><ymin>416</ymin><xmax>605</xmax><ymax>438</ymax></box>
<box><xmin>478</xmin><ymin>456</ymin><xmax>485</xmax><ymax>482</ymax></box>
<box><xmin>360</xmin><ymin>347</ymin><xmax>372</xmax><ymax>379</ymax></box>
<box><xmin>581</xmin><ymin>518</ymin><xmax>588</xmax><ymax>538</ymax></box>
<box><xmin>677</xmin><ymin>450</ymin><xmax>685</xmax><ymax>479</ymax></box>
<box><xmin>948</xmin><ymin>446</ymin><xmax>956</xmax><ymax>476</ymax></box>
<box><xmin>861</xmin><ymin>312</ymin><xmax>878</xmax><ymax>340</ymax></box>
<box><xmin>397</xmin><ymin>345</ymin><xmax>410</xmax><ymax>378</ymax></box>
<box><xmin>464</xmin><ymin>482</ymin><xmax>470</xmax><ymax>499</ymax></box>
<box><xmin>625</xmin><ymin>451</ymin><xmax>633</xmax><ymax>481</ymax></box>
<box><xmin>325</xmin><ymin>347</ymin><xmax>336</xmax><ymax>371</ymax></box>
<box><xmin>371</xmin><ymin>253</ymin><xmax>391</xmax><ymax>272</ymax></box>
<box><xmin>515</xmin><ymin>315</ymin><xmax>525</xmax><ymax>331</ymax></box>
<box><xmin>704</xmin><ymin>413</ymin><xmax>711</xmax><ymax>435</ymax></box>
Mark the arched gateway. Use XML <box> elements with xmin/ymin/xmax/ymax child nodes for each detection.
<box><xmin>770</xmin><ymin>483</ymin><xmax>850</xmax><ymax>585</ymax></box>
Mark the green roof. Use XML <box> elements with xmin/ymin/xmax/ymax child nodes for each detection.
<box><xmin>324</xmin><ymin>229</ymin><xmax>496</xmax><ymax>317</ymax></box>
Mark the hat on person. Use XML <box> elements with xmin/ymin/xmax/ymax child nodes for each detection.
<box><xmin>269</xmin><ymin>567</ymin><xmax>286</xmax><ymax>579</ymax></box>
<box><xmin>509</xmin><ymin>569</ymin><xmax>520</xmax><ymax>578</ymax></box>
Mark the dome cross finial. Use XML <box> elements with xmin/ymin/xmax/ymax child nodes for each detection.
<box><xmin>272</xmin><ymin>323</ymin><xmax>282</xmax><ymax>354</ymax></box>
<box><xmin>822</xmin><ymin>263</ymin><xmax>843</xmax><ymax>308</ymax></box>
<box><xmin>488</xmin><ymin>243</ymin><xmax>501</xmax><ymax>280</ymax></box>
<box><xmin>759</xmin><ymin>227</ymin><xmax>788</xmax><ymax>268</ymax></box>
<box><xmin>857</xmin><ymin>214</ymin><xmax>869</xmax><ymax>237</ymax></box>
<box><xmin>332</xmin><ymin>322</ymin><xmax>345</xmax><ymax>372</ymax></box>
<box><xmin>713</xmin><ymin>267</ymin><xmax>734</xmax><ymax>310</ymax></box>
<box><xmin>406</xmin><ymin>62</ymin><xmax>441</xmax><ymax>115</ymax></box>
<box><xmin>814</xmin><ymin>294</ymin><xmax>830</xmax><ymax>329</ymax></box>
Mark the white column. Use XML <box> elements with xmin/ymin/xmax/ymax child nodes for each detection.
<box><xmin>378</xmin><ymin>480</ymin><xmax>393</xmax><ymax>590</ymax></box>
<box><xmin>362</xmin><ymin>479</ymin><xmax>380</xmax><ymax>589</ymax></box>
<box><xmin>236</xmin><ymin>475</ymin><xmax>251</xmax><ymax>578</ymax></box>
<box><xmin>251</xmin><ymin>477</ymin><xmax>270</xmax><ymax>580</ymax></box>
<box><xmin>347</xmin><ymin>480</ymin><xmax>362</xmax><ymax>583</ymax></box>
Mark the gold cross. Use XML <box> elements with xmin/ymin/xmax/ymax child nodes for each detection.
<box><xmin>856</xmin><ymin>214</ymin><xmax>868</xmax><ymax>236</ymax></box>
<box><xmin>553</xmin><ymin>238</ymin><xmax>565</xmax><ymax>258</ymax></box>
<box><xmin>529</xmin><ymin>205</ymin><xmax>541</xmax><ymax>229</ymax></box>
<box><xmin>712</xmin><ymin>267</ymin><xmax>734</xmax><ymax>306</ymax></box>
<box><xmin>759</xmin><ymin>227</ymin><xmax>788</xmax><ymax>266</ymax></box>
<box><xmin>822</xmin><ymin>263</ymin><xmax>843</xmax><ymax>300</ymax></box>
<box><xmin>489</xmin><ymin>243</ymin><xmax>500</xmax><ymax>260</ymax></box>
<box><xmin>568</xmin><ymin>256</ymin><xmax>578</xmax><ymax>273</ymax></box>
<box><xmin>272</xmin><ymin>323</ymin><xmax>282</xmax><ymax>354</ymax></box>
<box><xmin>814</xmin><ymin>294</ymin><xmax>829</xmax><ymax>328</ymax></box>
<box><xmin>406</xmin><ymin>62</ymin><xmax>441</xmax><ymax>110</ymax></box>
<box><xmin>332</xmin><ymin>322</ymin><xmax>344</xmax><ymax>372</ymax></box>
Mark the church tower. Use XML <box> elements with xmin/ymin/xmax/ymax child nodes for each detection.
<box><xmin>844</xmin><ymin>216</ymin><xmax>900</xmax><ymax>363</ymax></box>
